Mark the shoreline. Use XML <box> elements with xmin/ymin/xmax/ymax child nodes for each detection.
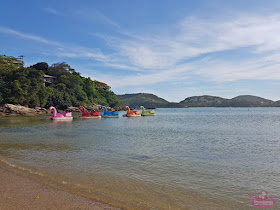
<box><xmin>0</xmin><ymin>160</ymin><xmax>249</xmax><ymax>210</ymax></box>
<box><xmin>1</xmin><ymin>103</ymin><xmax>280</xmax><ymax>118</ymax></box>
<box><xmin>0</xmin><ymin>163</ymin><xmax>120</xmax><ymax>210</ymax></box>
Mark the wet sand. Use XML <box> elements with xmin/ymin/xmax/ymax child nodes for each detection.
<box><xmin>0</xmin><ymin>166</ymin><xmax>120</xmax><ymax>210</ymax></box>
<box><xmin>0</xmin><ymin>161</ymin><xmax>251</xmax><ymax>210</ymax></box>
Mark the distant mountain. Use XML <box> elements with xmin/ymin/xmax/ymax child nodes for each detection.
<box><xmin>117</xmin><ymin>93</ymin><xmax>183</xmax><ymax>108</ymax></box>
<box><xmin>179</xmin><ymin>95</ymin><xmax>227</xmax><ymax>107</ymax></box>
<box><xmin>274</xmin><ymin>100</ymin><xmax>280</xmax><ymax>106</ymax></box>
<box><xmin>118</xmin><ymin>93</ymin><xmax>280</xmax><ymax>108</ymax></box>
<box><xmin>226</xmin><ymin>95</ymin><xmax>275</xmax><ymax>107</ymax></box>
<box><xmin>180</xmin><ymin>95</ymin><xmax>276</xmax><ymax>107</ymax></box>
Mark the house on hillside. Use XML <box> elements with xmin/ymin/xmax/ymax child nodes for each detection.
<box><xmin>96</xmin><ymin>81</ymin><xmax>110</xmax><ymax>88</ymax></box>
<box><xmin>43</xmin><ymin>75</ymin><xmax>57</xmax><ymax>86</ymax></box>
<box><xmin>12</xmin><ymin>60</ymin><xmax>24</xmax><ymax>65</ymax></box>
<box><xmin>0</xmin><ymin>58</ymin><xmax>24</xmax><ymax>67</ymax></box>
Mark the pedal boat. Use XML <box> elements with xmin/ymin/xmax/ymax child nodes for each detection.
<box><xmin>78</xmin><ymin>106</ymin><xmax>101</xmax><ymax>119</ymax></box>
<box><xmin>101</xmin><ymin>106</ymin><xmax>120</xmax><ymax>118</ymax></box>
<box><xmin>48</xmin><ymin>106</ymin><xmax>73</xmax><ymax>120</ymax></box>
<box><xmin>140</xmin><ymin>106</ymin><xmax>155</xmax><ymax>116</ymax></box>
<box><xmin>123</xmin><ymin>106</ymin><xmax>141</xmax><ymax>117</ymax></box>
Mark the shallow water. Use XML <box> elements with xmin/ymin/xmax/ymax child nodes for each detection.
<box><xmin>0</xmin><ymin>108</ymin><xmax>279</xmax><ymax>209</ymax></box>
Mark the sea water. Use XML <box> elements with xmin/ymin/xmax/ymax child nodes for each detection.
<box><xmin>0</xmin><ymin>108</ymin><xmax>279</xmax><ymax>209</ymax></box>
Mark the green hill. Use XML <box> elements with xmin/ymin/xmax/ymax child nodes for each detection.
<box><xmin>179</xmin><ymin>95</ymin><xmax>276</xmax><ymax>107</ymax></box>
<box><xmin>274</xmin><ymin>100</ymin><xmax>280</xmax><ymax>106</ymax></box>
<box><xmin>227</xmin><ymin>95</ymin><xmax>274</xmax><ymax>107</ymax></box>
<box><xmin>179</xmin><ymin>95</ymin><xmax>226</xmax><ymax>107</ymax></box>
<box><xmin>117</xmin><ymin>93</ymin><xmax>183</xmax><ymax>108</ymax></box>
<box><xmin>119</xmin><ymin>93</ymin><xmax>279</xmax><ymax>108</ymax></box>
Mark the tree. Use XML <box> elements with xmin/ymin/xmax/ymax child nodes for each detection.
<box><xmin>48</xmin><ymin>62</ymin><xmax>72</xmax><ymax>78</ymax></box>
<box><xmin>0</xmin><ymin>54</ymin><xmax>23</xmax><ymax>72</ymax></box>
<box><xmin>0</xmin><ymin>54</ymin><xmax>121</xmax><ymax>108</ymax></box>
<box><xmin>31</xmin><ymin>62</ymin><xmax>49</xmax><ymax>74</ymax></box>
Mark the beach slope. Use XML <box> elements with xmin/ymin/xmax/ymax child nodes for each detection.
<box><xmin>0</xmin><ymin>166</ymin><xmax>119</xmax><ymax>210</ymax></box>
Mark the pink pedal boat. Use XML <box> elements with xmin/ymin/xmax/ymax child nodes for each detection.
<box><xmin>78</xmin><ymin>106</ymin><xmax>101</xmax><ymax>119</ymax></box>
<box><xmin>48</xmin><ymin>106</ymin><xmax>73</xmax><ymax>120</ymax></box>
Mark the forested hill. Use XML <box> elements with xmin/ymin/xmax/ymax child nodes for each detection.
<box><xmin>0</xmin><ymin>54</ymin><xmax>120</xmax><ymax>109</ymax></box>
<box><xmin>117</xmin><ymin>93</ymin><xmax>183</xmax><ymax>108</ymax></box>
<box><xmin>179</xmin><ymin>95</ymin><xmax>226</xmax><ymax>107</ymax></box>
<box><xmin>118</xmin><ymin>93</ymin><xmax>280</xmax><ymax>108</ymax></box>
<box><xmin>179</xmin><ymin>95</ymin><xmax>276</xmax><ymax>107</ymax></box>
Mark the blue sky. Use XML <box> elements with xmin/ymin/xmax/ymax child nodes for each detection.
<box><xmin>1</xmin><ymin>0</ymin><xmax>280</xmax><ymax>102</ymax></box>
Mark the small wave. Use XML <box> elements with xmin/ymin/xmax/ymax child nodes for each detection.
<box><xmin>129</xmin><ymin>155</ymin><xmax>151</xmax><ymax>161</ymax></box>
<box><xmin>0</xmin><ymin>127</ymin><xmax>34</xmax><ymax>134</ymax></box>
<box><xmin>0</xmin><ymin>158</ymin><xmax>44</xmax><ymax>176</ymax></box>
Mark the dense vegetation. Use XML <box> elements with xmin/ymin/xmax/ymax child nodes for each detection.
<box><xmin>117</xmin><ymin>93</ymin><xmax>184</xmax><ymax>108</ymax></box>
<box><xmin>0</xmin><ymin>54</ymin><xmax>120</xmax><ymax>109</ymax></box>
<box><xmin>179</xmin><ymin>95</ymin><xmax>226</xmax><ymax>107</ymax></box>
<box><xmin>179</xmin><ymin>95</ymin><xmax>277</xmax><ymax>107</ymax></box>
<box><xmin>118</xmin><ymin>93</ymin><xmax>280</xmax><ymax>108</ymax></box>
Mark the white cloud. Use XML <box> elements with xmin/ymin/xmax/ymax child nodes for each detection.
<box><xmin>191</xmin><ymin>53</ymin><xmax>280</xmax><ymax>82</ymax></box>
<box><xmin>93</xmin><ymin>10</ymin><xmax>120</xmax><ymax>28</ymax></box>
<box><xmin>93</xmin><ymin>13</ymin><xmax>280</xmax><ymax>86</ymax></box>
<box><xmin>90</xmin><ymin>64</ymin><xmax>191</xmax><ymax>88</ymax></box>
<box><xmin>43</xmin><ymin>6</ymin><xmax>119</xmax><ymax>27</ymax></box>
<box><xmin>0</xmin><ymin>26</ymin><xmax>110</xmax><ymax>63</ymax></box>
<box><xmin>0</xmin><ymin>27</ymin><xmax>61</xmax><ymax>46</ymax></box>
<box><xmin>44</xmin><ymin>8</ymin><xmax>63</xmax><ymax>16</ymax></box>
<box><xmin>3</xmin><ymin>12</ymin><xmax>280</xmax><ymax>91</ymax></box>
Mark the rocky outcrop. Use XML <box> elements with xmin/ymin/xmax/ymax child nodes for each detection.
<box><xmin>86</xmin><ymin>105</ymin><xmax>102</xmax><ymax>111</ymax></box>
<box><xmin>0</xmin><ymin>104</ymin><xmax>48</xmax><ymax>116</ymax></box>
<box><xmin>65</xmin><ymin>105</ymin><xmax>103</xmax><ymax>112</ymax></box>
<box><xmin>65</xmin><ymin>106</ymin><xmax>80</xmax><ymax>112</ymax></box>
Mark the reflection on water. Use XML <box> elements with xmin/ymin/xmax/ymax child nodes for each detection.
<box><xmin>0</xmin><ymin>108</ymin><xmax>280</xmax><ymax>209</ymax></box>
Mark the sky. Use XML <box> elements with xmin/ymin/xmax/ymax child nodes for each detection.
<box><xmin>1</xmin><ymin>0</ymin><xmax>280</xmax><ymax>102</ymax></box>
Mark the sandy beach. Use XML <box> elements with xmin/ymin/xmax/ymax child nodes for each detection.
<box><xmin>0</xmin><ymin>166</ymin><xmax>120</xmax><ymax>210</ymax></box>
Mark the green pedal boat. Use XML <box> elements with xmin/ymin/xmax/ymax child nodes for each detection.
<box><xmin>140</xmin><ymin>106</ymin><xmax>155</xmax><ymax>116</ymax></box>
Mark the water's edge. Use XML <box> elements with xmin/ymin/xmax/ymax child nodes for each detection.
<box><xmin>0</xmin><ymin>157</ymin><xmax>252</xmax><ymax>210</ymax></box>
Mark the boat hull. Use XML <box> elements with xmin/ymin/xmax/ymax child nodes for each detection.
<box><xmin>102</xmin><ymin>115</ymin><xmax>120</xmax><ymax>118</ymax></box>
<box><xmin>51</xmin><ymin>117</ymin><xmax>73</xmax><ymax>121</ymax></box>
<box><xmin>123</xmin><ymin>114</ymin><xmax>141</xmax><ymax>117</ymax></box>
<box><xmin>141</xmin><ymin>113</ymin><xmax>155</xmax><ymax>116</ymax></box>
<box><xmin>79</xmin><ymin>116</ymin><xmax>101</xmax><ymax>119</ymax></box>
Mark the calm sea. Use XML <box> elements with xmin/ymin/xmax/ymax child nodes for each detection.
<box><xmin>0</xmin><ymin>108</ymin><xmax>279</xmax><ymax>209</ymax></box>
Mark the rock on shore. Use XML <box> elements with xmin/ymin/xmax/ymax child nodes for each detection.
<box><xmin>0</xmin><ymin>104</ymin><xmax>48</xmax><ymax>116</ymax></box>
<box><xmin>0</xmin><ymin>104</ymin><xmax>122</xmax><ymax>117</ymax></box>
<box><xmin>66</xmin><ymin>105</ymin><xmax>117</xmax><ymax>112</ymax></box>
<box><xmin>65</xmin><ymin>106</ymin><xmax>80</xmax><ymax>112</ymax></box>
